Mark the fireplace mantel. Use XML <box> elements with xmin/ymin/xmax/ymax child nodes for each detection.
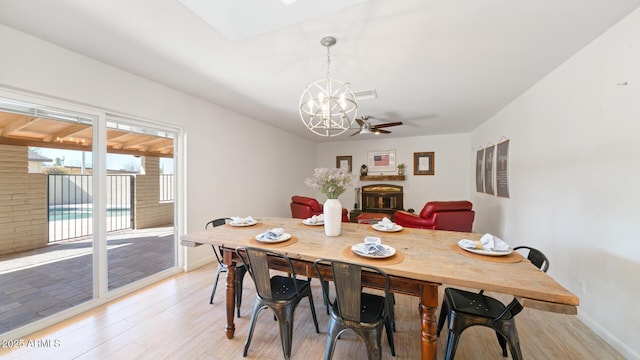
<box><xmin>360</xmin><ymin>175</ymin><xmax>405</xmax><ymax>181</ymax></box>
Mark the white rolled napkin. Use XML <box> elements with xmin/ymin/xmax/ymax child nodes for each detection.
<box><xmin>258</xmin><ymin>228</ymin><xmax>284</xmax><ymax>240</ymax></box>
<box><xmin>378</xmin><ymin>217</ymin><xmax>395</xmax><ymax>230</ymax></box>
<box><xmin>364</xmin><ymin>236</ymin><xmax>381</xmax><ymax>244</ymax></box>
<box><xmin>231</xmin><ymin>215</ymin><xmax>255</xmax><ymax>225</ymax></box>
<box><xmin>306</xmin><ymin>214</ymin><xmax>324</xmax><ymax>224</ymax></box>
<box><xmin>458</xmin><ymin>233</ymin><xmax>510</xmax><ymax>252</ymax></box>
<box><xmin>362</xmin><ymin>243</ymin><xmax>388</xmax><ymax>256</ymax></box>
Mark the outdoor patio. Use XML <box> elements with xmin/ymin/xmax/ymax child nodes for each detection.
<box><xmin>0</xmin><ymin>226</ymin><xmax>175</xmax><ymax>333</ymax></box>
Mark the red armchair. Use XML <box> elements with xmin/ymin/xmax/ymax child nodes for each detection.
<box><xmin>290</xmin><ymin>196</ymin><xmax>349</xmax><ymax>222</ymax></box>
<box><xmin>394</xmin><ymin>201</ymin><xmax>475</xmax><ymax>232</ymax></box>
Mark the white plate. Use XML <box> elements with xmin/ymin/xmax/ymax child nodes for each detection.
<box><xmin>372</xmin><ymin>223</ymin><xmax>403</xmax><ymax>232</ymax></box>
<box><xmin>302</xmin><ymin>219</ymin><xmax>324</xmax><ymax>226</ymax></box>
<box><xmin>351</xmin><ymin>243</ymin><xmax>396</xmax><ymax>259</ymax></box>
<box><xmin>255</xmin><ymin>233</ymin><xmax>291</xmax><ymax>243</ymax></box>
<box><xmin>458</xmin><ymin>242</ymin><xmax>512</xmax><ymax>256</ymax></box>
<box><xmin>230</xmin><ymin>220</ymin><xmax>257</xmax><ymax>227</ymax></box>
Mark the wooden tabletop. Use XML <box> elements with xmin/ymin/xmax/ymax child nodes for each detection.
<box><xmin>181</xmin><ymin>217</ymin><xmax>578</xmax><ymax>312</ymax></box>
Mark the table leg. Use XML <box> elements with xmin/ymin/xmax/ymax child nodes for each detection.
<box><xmin>419</xmin><ymin>283</ymin><xmax>439</xmax><ymax>360</ymax></box>
<box><xmin>223</xmin><ymin>249</ymin><xmax>236</xmax><ymax>339</ymax></box>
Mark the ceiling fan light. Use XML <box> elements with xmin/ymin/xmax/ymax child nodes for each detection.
<box><xmin>351</xmin><ymin>115</ymin><xmax>403</xmax><ymax>137</ymax></box>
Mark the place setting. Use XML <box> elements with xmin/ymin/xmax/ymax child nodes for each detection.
<box><xmin>371</xmin><ymin>217</ymin><xmax>403</xmax><ymax>232</ymax></box>
<box><xmin>343</xmin><ymin>236</ymin><xmax>405</xmax><ymax>265</ymax></box>
<box><xmin>228</xmin><ymin>215</ymin><xmax>258</xmax><ymax>227</ymax></box>
<box><xmin>454</xmin><ymin>233</ymin><xmax>523</xmax><ymax>263</ymax></box>
<box><xmin>249</xmin><ymin>227</ymin><xmax>298</xmax><ymax>247</ymax></box>
<box><xmin>302</xmin><ymin>214</ymin><xmax>324</xmax><ymax>226</ymax></box>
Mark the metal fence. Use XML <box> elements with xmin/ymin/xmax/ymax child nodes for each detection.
<box><xmin>159</xmin><ymin>174</ymin><xmax>174</xmax><ymax>202</ymax></box>
<box><xmin>47</xmin><ymin>174</ymin><xmax>133</xmax><ymax>242</ymax></box>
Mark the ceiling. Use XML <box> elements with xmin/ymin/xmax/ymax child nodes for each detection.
<box><xmin>0</xmin><ymin>0</ymin><xmax>639</xmax><ymax>143</ymax></box>
<box><xmin>0</xmin><ymin>110</ymin><xmax>174</xmax><ymax>157</ymax></box>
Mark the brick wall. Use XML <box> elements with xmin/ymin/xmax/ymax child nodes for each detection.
<box><xmin>0</xmin><ymin>145</ymin><xmax>48</xmax><ymax>255</ymax></box>
<box><xmin>0</xmin><ymin>149</ymin><xmax>173</xmax><ymax>255</ymax></box>
<box><xmin>134</xmin><ymin>156</ymin><xmax>173</xmax><ymax>228</ymax></box>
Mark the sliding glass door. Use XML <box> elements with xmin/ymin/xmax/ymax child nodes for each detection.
<box><xmin>0</xmin><ymin>97</ymin><xmax>96</xmax><ymax>333</ymax></box>
<box><xmin>105</xmin><ymin>118</ymin><xmax>177</xmax><ymax>292</ymax></box>
<box><xmin>0</xmin><ymin>94</ymin><xmax>181</xmax><ymax>337</ymax></box>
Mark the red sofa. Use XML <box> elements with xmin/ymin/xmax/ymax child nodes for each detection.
<box><xmin>394</xmin><ymin>201</ymin><xmax>475</xmax><ymax>232</ymax></box>
<box><xmin>290</xmin><ymin>196</ymin><xmax>349</xmax><ymax>222</ymax></box>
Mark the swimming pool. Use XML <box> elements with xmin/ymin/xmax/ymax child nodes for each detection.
<box><xmin>48</xmin><ymin>206</ymin><xmax>131</xmax><ymax>221</ymax></box>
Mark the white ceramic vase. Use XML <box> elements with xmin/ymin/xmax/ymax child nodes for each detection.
<box><xmin>323</xmin><ymin>198</ymin><xmax>342</xmax><ymax>236</ymax></box>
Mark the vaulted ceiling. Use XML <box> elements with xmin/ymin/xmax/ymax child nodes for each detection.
<box><xmin>0</xmin><ymin>0</ymin><xmax>639</xmax><ymax>142</ymax></box>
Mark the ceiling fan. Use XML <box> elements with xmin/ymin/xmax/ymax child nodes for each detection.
<box><xmin>350</xmin><ymin>115</ymin><xmax>403</xmax><ymax>136</ymax></box>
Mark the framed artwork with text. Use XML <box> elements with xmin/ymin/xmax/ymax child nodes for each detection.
<box><xmin>413</xmin><ymin>152</ymin><xmax>434</xmax><ymax>175</ymax></box>
<box><xmin>336</xmin><ymin>155</ymin><xmax>352</xmax><ymax>172</ymax></box>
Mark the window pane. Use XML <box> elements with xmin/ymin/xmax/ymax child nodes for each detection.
<box><xmin>0</xmin><ymin>98</ymin><xmax>96</xmax><ymax>333</ymax></box>
<box><xmin>105</xmin><ymin>117</ymin><xmax>176</xmax><ymax>291</ymax></box>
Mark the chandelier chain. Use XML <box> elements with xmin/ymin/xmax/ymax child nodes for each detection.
<box><xmin>326</xmin><ymin>44</ymin><xmax>331</xmax><ymax>80</ymax></box>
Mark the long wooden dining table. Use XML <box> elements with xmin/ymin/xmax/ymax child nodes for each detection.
<box><xmin>180</xmin><ymin>217</ymin><xmax>579</xmax><ymax>360</ymax></box>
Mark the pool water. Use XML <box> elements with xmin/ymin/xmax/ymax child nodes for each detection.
<box><xmin>48</xmin><ymin>207</ymin><xmax>130</xmax><ymax>221</ymax></box>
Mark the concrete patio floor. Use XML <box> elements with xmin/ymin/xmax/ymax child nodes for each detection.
<box><xmin>0</xmin><ymin>226</ymin><xmax>175</xmax><ymax>333</ymax></box>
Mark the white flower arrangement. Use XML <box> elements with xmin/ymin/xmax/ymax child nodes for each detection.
<box><xmin>305</xmin><ymin>168</ymin><xmax>353</xmax><ymax>199</ymax></box>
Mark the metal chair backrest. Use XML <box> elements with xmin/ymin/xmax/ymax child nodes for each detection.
<box><xmin>333</xmin><ymin>261</ymin><xmax>363</xmax><ymax>322</ymax></box>
<box><xmin>315</xmin><ymin>259</ymin><xmax>390</xmax><ymax>323</ymax></box>
<box><xmin>205</xmin><ymin>217</ymin><xmax>229</xmax><ymax>229</ymax></box>
<box><xmin>514</xmin><ymin>246</ymin><xmax>549</xmax><ymax>272</ymax></box>
<box><xmin>237</xmin><ymin>247</ymin><xmax>299</xmax><ymax>301</ymax></box>
<box><xmin>205</xmin><ymin>218</ymin><xmax>230</xmax><ymax>264</ymax></box>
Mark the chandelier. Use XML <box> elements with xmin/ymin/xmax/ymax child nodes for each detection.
<box><xmin>299</xmin><ymin>36</ymin><xmax>357</xmax><ymax>137</ymax></box>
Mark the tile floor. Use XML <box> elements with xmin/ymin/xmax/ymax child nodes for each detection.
<box><xmin>0</xmin><ymin>226</ymin><xmax>174</xmax><ymax>333</ymax></box>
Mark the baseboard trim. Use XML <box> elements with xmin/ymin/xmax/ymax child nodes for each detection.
<box><xmin>184</xmin><ymin>255</ymin><xmax>215</xmax><ymax>272</ymax></box>
<box><xmin>578</xmin><ymin>312</ymin><xmax>639</xmax><ymax>360</ymax></box>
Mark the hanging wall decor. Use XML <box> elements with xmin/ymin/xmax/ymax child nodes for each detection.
<box><xmin>496</xmin><ymin>140</ymin><xmax>510</xmax><ymax>198</ymax></box>
<box><xmin>475</xmin><ymin>148</ymin><xmax>484</xmax><ymax>193</ymax></box>
<box><xmin>484</xmin><ymin>145</ymin><xmax>495</xmax><ymax>195</ymax></box>
<box><xmin>413</xmin><ymin>152</ymin><xmax>435</xmax><ymax>175</ymax></box>
<box><xmin>336</xmin><ymin>155</ymin><xmax>352</xmax><ymax>172</ymax></box>
<box><xmin>367</xmin><ymin>149</ymin><xmax>396</xmax><ymax>173</ymax></box>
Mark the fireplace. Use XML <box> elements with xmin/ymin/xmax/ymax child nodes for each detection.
<box><xmin>361</xmin><ymin>184</ymin><xmax>404</xmax><ymax>217</ymax></box>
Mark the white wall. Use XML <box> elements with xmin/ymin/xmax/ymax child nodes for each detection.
<box><xmin>316</xmin><ymin>133</ymin><xmax>472</xmax><ymax>219</ymax></box>
<box><xmin>3</xmin><ymin>11</ymin><xmax>639</xmax><ymax>356</ymax></box>
<box><xmin>470</xmin><ymin>8</ymin><xmax>640</xmax><ymax>360</ymax></box>
<box><xmin>0</xmin><ymin>24</ymin><xmax>317</xmax><ymax>269</ymax></box>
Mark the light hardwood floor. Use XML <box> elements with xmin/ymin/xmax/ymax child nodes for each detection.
<box><xmin>0</xmin><ymin>262</ymin><xmax>623</xmax><ymax>360</ymax></box>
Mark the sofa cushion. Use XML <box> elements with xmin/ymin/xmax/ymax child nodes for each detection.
<box><xmin>291</xmin><ymin>196</ymin><xmax>322</xmax><ymax>212</ymax></box>
<box><xmin>420</xmin><ymin>201</ymin><xmax>473</xmax><ymax>219</ymax></box>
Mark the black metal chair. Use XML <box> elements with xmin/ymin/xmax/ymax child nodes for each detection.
<box><xmin>205</xmin><ymin>218</ymin><xmax>248</xmax><ymax>317</ymax></box>
<box><xmin>313</xmin><ymin>259</ymin><xmax>395</xmax><ymax>360</ymax></box>
<box><xmin>237</xmin><ymin>247</ymin><xmax>319</xmax><ymax>360</ymax></box>
<box><xmin>513</xmin><ymin>246</ymin><xmax>549</xmax><ymax>273</ymax></box>
<box><xmin>436</xmin><ymin>246</ymin><xmax>550</xmax><ymax>359</ymax></box>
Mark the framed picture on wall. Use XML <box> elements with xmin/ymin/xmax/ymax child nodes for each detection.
<box><xmin>336</xmin><ymin>155</ymin><xmax>352</xmax><ymax>172</ymax></box>
<box><xmin>414</xmin><ymin>152</ymin><xmax>434</xmax><ymax>175</ymax></box>
<box><xmin>367</xmin><ymin>149</ymin><xmax>396</xmax><ymax>173</ymax></box>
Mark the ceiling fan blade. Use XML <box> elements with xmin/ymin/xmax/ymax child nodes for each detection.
<box><xmin>374</xmin><ymin>129</ymin><xmax>392</xmax><ymax>134</ymax></box>
<box><xmin>356</xmin><ymin>118</ymin><xmax>365</xmax><ymax>127</ymax></box>
<box><xmin>372</xmin><ymin>121</ymin><xmax>403</xmax><ymax>129</ymax></box>
<box><xmin>350</xmin><ymin>129</ymin><xmax>362</xmax><ymax>136</ymax></box>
